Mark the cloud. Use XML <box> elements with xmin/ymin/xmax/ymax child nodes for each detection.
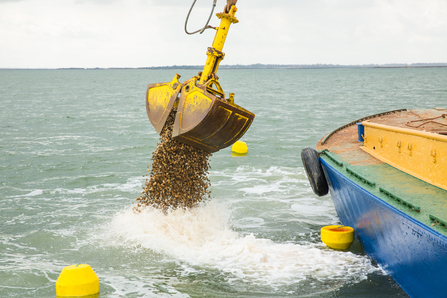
<box><xmin>0</xmin><ymin>0</ymin><xmax>446</xmax><ymax>68</ymax></box>
<box><xmin>74</xmin><ymin>0</ymin><xmax>121</xmax><ymax>4</ymax></box>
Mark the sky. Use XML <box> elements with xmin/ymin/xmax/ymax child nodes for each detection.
<box><xmin>1</xmin><ymin>0</ymin><xmax>446</xmax><ymax>68</ymax></box>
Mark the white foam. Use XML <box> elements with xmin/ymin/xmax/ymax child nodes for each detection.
<box><xmin>291</xmin><ymin>198</ymin><xmax>335</xmax><ymax>216</ymax></box>
<box><xmin>50</xmin><ymin>176</ymin><xmax>143</xmax><ymax>196</ymax></box>
<box><xmin>212</xmin><ymin>166</ymin><xmax>306</xmax><ymax>197</ymax></box>
<box><xmin>15</xmin><ymin>189</ymin><xmax>44</xmax><ymax>197</ymax></box>
<box><xmin>104</xmin><ymin>202</ymin><xmax>378</xmax><ymax>287</ymax></box>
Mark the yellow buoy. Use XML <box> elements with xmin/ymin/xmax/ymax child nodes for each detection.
<box><xmin>321</xmin><ymin>225</ymin><xmax>354</xmax><ymax>250</ymax></box>
<box><xmin>231</xmin><ymin>141</ymin><xmax>248</xmax><ymax>154</ymax></box>
<box><xmin>56</xmin><ymin>264</ymin><xmax>100</xmax><ymax>297</ymax></box>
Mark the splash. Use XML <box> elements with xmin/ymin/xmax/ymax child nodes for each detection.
<box><xmin>107</xmin><ymin>202</ymin><xmax>378</xmax><ymax>287</ymax></box>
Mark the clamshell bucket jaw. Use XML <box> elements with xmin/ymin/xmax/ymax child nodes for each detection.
<box><xmin>172</xmin><ymin>77</ymin><xmax>254</xmax><ymax>153</ymax></box>
<box><xmin>146</xmin><ymin>74</ymin><xmax>182</xmax><ymax>134</ymax></box>
<box><xmin>145</xmin><ymin>6</ymin><xmax>255</xmax><ymax>153</ymax></box>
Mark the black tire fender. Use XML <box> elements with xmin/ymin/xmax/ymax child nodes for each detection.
<box><xmin>301</xmin><ymin>147</ymin><xmax>329</xmax><ymax>197</ymax></box>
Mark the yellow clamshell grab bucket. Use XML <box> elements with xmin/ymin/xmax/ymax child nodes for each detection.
<box><xmin>146</xmin><ymin>5</ymin><xmax>255</xmax><ymax>153</ymax></box>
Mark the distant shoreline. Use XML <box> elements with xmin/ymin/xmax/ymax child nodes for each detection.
<box><xmin>1</xmin><ymin>63</ymin><xmax>447</xmax><ymax>70</ymax></box>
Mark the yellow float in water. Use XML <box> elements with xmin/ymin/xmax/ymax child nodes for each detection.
<box><xmin>321</xmin><ymin>225</ymin><xmax>354</xmax><ymax>250</ymax></box>
<box><xmin>56</xmin><ymin>264</ymin><xmax>99</xmax><ymax>297</ymax></box>
<box><xmin>231</xmin><ymin>141</ymin><xmax>248</xmax><ymax>154</ymax></box>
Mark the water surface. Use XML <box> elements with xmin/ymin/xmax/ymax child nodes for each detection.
<box><xmin>2</xmin><ymin>67</ymin><xmax>446</xmax><ymax>297</ymax></box>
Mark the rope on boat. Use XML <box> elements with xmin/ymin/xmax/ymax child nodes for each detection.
<box><xmin>406</xmin><ymin>114</ymin><xmax>447</xmax><ymax>128</ymax></box>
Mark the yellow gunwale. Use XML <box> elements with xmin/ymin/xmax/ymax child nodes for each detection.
<box><xmin>361</xmin><ymin>120</ymin><xmax>447</xmax><ymax>191</ymax></box>
<box><xmin>363</xmin><ymin>121</ymin><xmax>447</xmax><ymax>142</ymax></box>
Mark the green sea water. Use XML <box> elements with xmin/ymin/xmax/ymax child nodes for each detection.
<box><xmin>1</xmin><ymin>67</ymin><xmax>446</xmax><ymax>297</ymax></box>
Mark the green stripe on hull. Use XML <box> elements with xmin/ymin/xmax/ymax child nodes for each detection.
<box><xmin>320</xmin><ymin>151</ymin><xmax>447</xmax><ymax>237</ymax></box>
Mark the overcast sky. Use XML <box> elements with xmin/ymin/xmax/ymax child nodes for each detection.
<box><xmin>1</xmin><ymin>0</ymin><xmax>446</xmax><ymax>68</ymax></box>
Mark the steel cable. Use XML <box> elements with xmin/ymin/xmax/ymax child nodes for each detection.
<box><xmin>184</xmin><ymin>0</ymin><xmax>217</xmax><ymax>35</ymax></box>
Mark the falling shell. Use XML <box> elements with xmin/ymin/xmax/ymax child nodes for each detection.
<box><xmin>134</xmin><ymin>108</ymin><xmax>212</xmax><ymax>212</ymax></box>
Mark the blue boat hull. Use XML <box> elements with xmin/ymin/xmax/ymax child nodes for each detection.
<box><xmin>321</xmin><ymin>159</ymin><xmax>447</xmax><ymax>298</ymax></box>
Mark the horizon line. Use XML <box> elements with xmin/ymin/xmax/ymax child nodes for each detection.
<box><xmin>1</xmin><ymin>62</ymin><xmax>447</xmax><ymax>70</ymax></box>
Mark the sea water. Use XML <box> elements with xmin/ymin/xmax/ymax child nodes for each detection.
<box><xmin>2</xmin><ymin>67</ymin><xmax>446</xmax><ymax>297</ymax></box>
